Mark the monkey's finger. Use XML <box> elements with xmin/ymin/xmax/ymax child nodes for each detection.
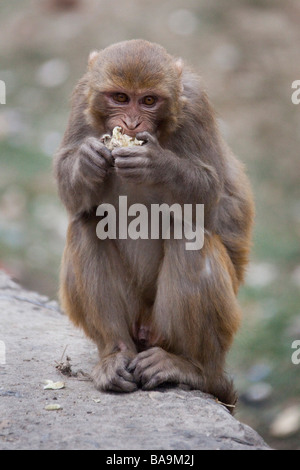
<box><xmin>81</xmin><ymin>145</ymin><xmax>110</xmax><ymax>165</ymax></box>
<box><xmin>114</xmin><ymin>156</ymin><xmax>149</xmax><ymax>169</ymax></box>
<box><xmin>128</xmin><ymin>348</ymin><xmax>157</xmax><ymax>371</ymax></box>
<box><xmin>83</xmin><ymin>138</ymin><xmax>113</xmax><ymax>164</ymax></box>
<box><xmin>82</xmin><ymin>158</ymin><xmax>108</xmax><ymax>178</ymax></box>
<box><xmin>107</xmin><ymin>383</ymin><xmax>125</xmax><ymax>392</ymax></box>
<box><xmin>130</xmin><ymin>347</ymin><xmax>160</xmax><ymax>363</ymax></box>
<box><xmin>128</xmin><ymin>358</ymin><xmax>137</xmax><ymax>372</ymax></box>
<box><xmin>111</xmin><ymin>382</ymin><xmax>138</xmax><ymax>393</ymax></box>
<box><xmin>136</xmin><ymin>131</ymin><xmax>158</xmax><ymax>145</ymax></box>
<box><xmin>129</xmin><ymin>357</ymin><xmax>157</xmax><ymax>379</ymax></box>
<box><xmin>85</xmin><ymin>136</ymin><xmax>112</xmax><ymax>154</ymax></box>
<box><xmin>117</xmin><ymin>367</ymin><xmax>137</xmax><ymax>383</ymax></box>
<box><xmin>111</xmin><ymin>374</ymin><xmax>138</xmax><ymax>392</ymax></box>
<box><xmin>141</xmin><ymin>372</ymin><xmax>166</xmax><ymax>390</ymax></box>
<box><xmin>109</xmin><ymin>383</ymin><xmax>133</xmax><ymax>393</ymax></box>
<box><xmin>94</xmin><ymin>143</ymin><xmax>113</xmax><ymax>163</ymax></box>
<box><xmin>112</xmin><ymin>146</ymin><xmax>146</xmax><ymax>159</ymax></box>
<box><xmin>135</xmin><ymin>363</ymin><xmax>166</xmax><ymax>387</ymax></box>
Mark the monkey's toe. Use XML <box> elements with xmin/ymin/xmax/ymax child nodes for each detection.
<box><xmin>129</xmin><ymin>347</ymin><xmax>175</xmax><ymax>389</ymax></box>
<box><xmin>107</xmin><ymin>375</ymin><xmax>138</xmax><ymax>393</ymax></box>
<box><xmin>92</xmin><ymin>366</ymin><xmax>138</xmax><ymax>393</ymax></box>
<box><xmin>92</xmin><ymin>352</ymin><xmax>138</xmax><ymax>393</ymax></box>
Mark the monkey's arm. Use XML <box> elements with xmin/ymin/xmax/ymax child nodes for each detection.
<box><xmin>54</xmin><ymin>81</ymin><xmax>113</xmax><ymax>215</ymax></box>
<box><xmin>112</xmin><ymin>131</ymin><xmax>222</xmax><ymax>214</ymax></box>
<box><xmin>215</xmin><ymin>148</ymin><xmax>255</xmax><ymax>285</ymax></box>
<box><xmin>54</xmin><ymin>138</ymin><xmax>113</xmax><ymax>215</ymax></box>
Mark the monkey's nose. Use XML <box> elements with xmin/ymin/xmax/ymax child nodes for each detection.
<box><xmin>122</xmin><ymin>119</ymin><xmax>141</xmax><ymax>131</ymax></box>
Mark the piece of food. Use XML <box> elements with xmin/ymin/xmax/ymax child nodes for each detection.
<box><xmin>101</xmin><ymin>126</ymin><xmax>144</xmax><ymax>150</ymax></box>
<box><xmin>43</xmin><ymin>380</ymin><xmax>65</xmax><ymax>390</ymax></box>
<box><xmin>45</xmin><ymin>404</ymin><xmax>62</xmax><ymax>411</ymax></box>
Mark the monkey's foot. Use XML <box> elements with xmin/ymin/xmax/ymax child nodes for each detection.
<box><xmin>92</xmin><ymin>350</ymin><xmax>138</xmax><ymax>393</ymax></box>
<box><xmin>128</xmin><ymin>346</ymin><xmax>192</xmax><ymax>390</ymax></box>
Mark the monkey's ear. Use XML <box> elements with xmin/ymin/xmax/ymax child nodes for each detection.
<box><xmin>175</xmin><ymin>58</ymin><xmax>184</xmax><ymax>76</ymax></box>
<box><xmin>175</xmin><ymin>58</ymin><xmax>184</xmax><ymax>94</ymax></box>
<box><xmin>88</xmin><ymin>50</ymin><xmax>100</xmax><ymax>68</ymax></box>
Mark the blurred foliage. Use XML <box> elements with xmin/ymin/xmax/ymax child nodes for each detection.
<box><xmin>1</xmin><ymin>0</ymin><xmax>300</xmax><ymax>450</ymax></box>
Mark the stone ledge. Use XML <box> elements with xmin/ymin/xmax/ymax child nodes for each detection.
<box><xmin>0</xmin><ymin>271</ymin><xmax>271</xmax><ymax>450</ymax></box>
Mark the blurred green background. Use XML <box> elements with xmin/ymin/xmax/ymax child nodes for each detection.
<box><xmin>1</xmin><ymin>0</ymin><xmax>300</xmax><ymax>450</ymax></box>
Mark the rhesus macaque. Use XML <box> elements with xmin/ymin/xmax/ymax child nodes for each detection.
<box><xmin>54</xmin><ymin>40</ymin><xmax>254</xmax><ymax>408</ymax></box>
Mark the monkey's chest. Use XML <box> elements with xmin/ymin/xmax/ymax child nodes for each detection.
<box><xmin>117</xmin><ymin>237</ymin><xmax>163</xmax><ymax>301</ymax></box>
<box><xmin>102</xmin><ymin>178</ymin><xmax>165</xmax><ymax>299</ymax></box>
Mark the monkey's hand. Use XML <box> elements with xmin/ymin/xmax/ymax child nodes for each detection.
<box><xmin>112</xmin><ymin>132</ymin><xmax>172</xmax><ymax>185</ymax></box>
<box><xmin>128</xmin><ymin>346</ymin><xmax>202</xmax><ymax>390</ymax></box>
<box><xmin>75</xmin><ymin>137</ymin><xmax>113</xmax><ymax>185</ymax></box>
<box><xmin>92</xmin><ymin>347</ymin><xmax>138</xmax><ymax>393</ymax></box>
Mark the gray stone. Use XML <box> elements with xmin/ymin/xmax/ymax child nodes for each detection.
<box><xmin>0</xmin><ymin>271</ymin><xmax>271</xmax><ymax>450</ymax></box>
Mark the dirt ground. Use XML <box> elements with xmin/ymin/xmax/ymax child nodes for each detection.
<box><xmin>0</xmin><ymin>271</ymin><xmax>271</xmax><ymax>450</ymax></box>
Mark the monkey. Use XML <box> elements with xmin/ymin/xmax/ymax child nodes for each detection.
<box><xmin>54</xmin><ymin>39</ymin><xmax>254</xmax><ymax>408</ymax></box>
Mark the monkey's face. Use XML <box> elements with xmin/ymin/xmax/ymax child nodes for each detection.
<box><xmin>86</xmin><ymin>40</ymin><xmax>184</xmax><ymax>138</ymax></box>
<box><xmin>101</xmin><ymin>90</ymin><xmax>166</xmax><ymax>137</ymax></box>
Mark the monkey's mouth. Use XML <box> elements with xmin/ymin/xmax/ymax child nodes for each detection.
<box><xmin>115</xmin><ymin>127</ymin><xmax>137</xmax><ymax>138</ymax></box>
<box><xmin>122</xmin><ymin>130</ymin><xmax>137</xmax><ymax>137</ymax></box>
<box><xmin>101</xmin><ymin>127</ymin><xmax>144</xmax><ymax>150</ymax></box>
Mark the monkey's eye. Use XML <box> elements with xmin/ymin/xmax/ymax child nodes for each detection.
<box><xmin>112</xmin><ymin>93</ymin><xmax>129</xmax><ymax>103</ymax></box>
<box><xmin>142</xmin><ymin>96</ymin><xmax>156</xmax><ymax>106</ymax></box>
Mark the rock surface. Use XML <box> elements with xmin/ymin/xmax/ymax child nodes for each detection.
<box><xmin>0</xmin><ymin>271</ymin><xmax>271</xmax><ymax>450</ymax></box>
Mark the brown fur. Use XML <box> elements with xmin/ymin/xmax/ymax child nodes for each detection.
<box><xmin>54</xmin><ymin>40</ymin><xmax>254</xmax><ymax>408</ymax></box>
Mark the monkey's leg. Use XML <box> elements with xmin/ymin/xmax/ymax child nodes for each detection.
<box><xmin>129</xmin><ymin>234</ymin><xmax>241</xmax><ymax>405</ymax></box>
<box><xmin>60</xmin><ymin>229</ymin><xmax>140</xmax><ymax>392</ymax></box>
